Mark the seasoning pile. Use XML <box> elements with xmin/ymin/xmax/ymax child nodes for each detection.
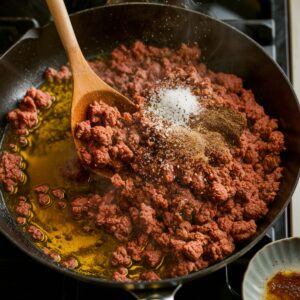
<box><xmin>146</xmin><ymin>86</ymin><xmax>201</xmax><ymax>128</ymax></box>
<box><xmin>0</xmin><ymin>41</ymin><xmax>284</xmax><ymax>281</ymax></box>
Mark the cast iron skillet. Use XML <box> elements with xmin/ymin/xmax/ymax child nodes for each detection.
<box><xmin>0</xmin><ymin>3</ymin><xmax>300</xmax><ymax>299</ymax></box>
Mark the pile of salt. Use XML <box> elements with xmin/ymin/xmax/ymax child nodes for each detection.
<box><xmin>146</xmin><ymin>87</ymin><xmax>201</xmax><ymax>129</ymax></box>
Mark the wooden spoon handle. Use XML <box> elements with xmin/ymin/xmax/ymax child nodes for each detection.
<box><xmin>46</xmin><ymin>0</ymin><xmax>89</xmax><ymax>75</ymax></box>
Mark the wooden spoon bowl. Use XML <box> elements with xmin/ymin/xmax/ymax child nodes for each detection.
<box><xmin>46</xmin><ymin>0</ymin><xmax>136</xmax><ymax>178</ymax></box>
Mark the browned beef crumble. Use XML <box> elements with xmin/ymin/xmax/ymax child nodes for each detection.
<box><xmin>15</xmin><ymin>196</ymin><xmax>31</xmax><ymax>217</ymax></box>
<box><xmin>52</xmin><ymin>188</ymin><xmax>65</xmax><ymax>200</ymax></box>
<box><xmin>60</xmin><ymin>257</ymin><xmax>78</xmax><ymax>269</ymax></box>
<box><xmin>70</xmin><ymin>42</ymin><xmax>284</xmax><ymax>280</ymax></box>
<box><xmin>27</xmin><ymin>225</ymin><xmax>44</xmax><ymax>241</ymax></box>
<box><xmin>0</xmin><ymin>41</ymin><xmax>284</xmax><ymax>281</ymax></box>
<box><xmin>43</xmin><ymin>247</ymin><xmax>61</xmax><ymax>262</ymax></box>
<box><xmin>7</xmin><ymin>87</ymin><xmax>54</xmax><ymax>136</ymax></box>
<box><xmin>0</xmin><ymin>151</ymin><xmax>25</xmax><ymax>193</ymax></box>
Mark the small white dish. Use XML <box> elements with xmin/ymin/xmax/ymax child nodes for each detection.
<box><xmin>243</xmin><ymin>237</ymin><xmax>300</xmax><ymax>300</ymax></box>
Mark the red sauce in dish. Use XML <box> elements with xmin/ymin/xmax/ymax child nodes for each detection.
<box><xmin>266</xmin><ymin>271</ymin><xmax>300</xmax><ymax>300</ymax></box>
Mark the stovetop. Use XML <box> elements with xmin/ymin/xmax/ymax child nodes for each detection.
<box><xmin>0</xmin><ymin>0</ymin><xmax>290</xmax><ymax>299</ymax></box>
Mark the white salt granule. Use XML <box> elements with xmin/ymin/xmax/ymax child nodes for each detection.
<box><xmin>146</xmin><ymin>87</ymin><xmax>201</xmax><ymax>128</ymax></box>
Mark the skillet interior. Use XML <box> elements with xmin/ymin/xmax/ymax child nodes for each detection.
<box><xmin>0</xmin><ymin>3</ymin><xmax>299</xmax><ymax>289</ymax></box>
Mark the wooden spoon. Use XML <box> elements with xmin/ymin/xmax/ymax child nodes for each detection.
<box><xmin>46</xmin><ymin>0</ymin><xmax>135</xmax><ymax>178</ymax></box>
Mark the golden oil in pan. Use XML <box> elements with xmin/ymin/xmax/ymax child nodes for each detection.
<box><xmin>2</xmin><ymin>78</ymin><xmax>163</xmax><ymax>279</ymax></box>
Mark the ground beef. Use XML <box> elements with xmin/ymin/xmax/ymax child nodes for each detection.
<box><xmin>71</xmin><ymin>195</ymin><xmax>101</xmax><ymax>219</ymax></box>
<box><xmin>15</xmin><ymin>197</ymin><xmax>31</xmax><ymax>217</ymax></box>
<box><xmin>37</xmin><ymin>193</ymin><xmax>51</xmax><ymax>206</ymax></box>
<box><xmin>231</xmin><ymin>220</ymin><xmax>257</xmax><ymax>241</ymax></box>
<box><xmin>113</xmin><ymin>267</ymin><xmax>129</xmax><ymax>281</ymax></box>
<box><xmin>89</xmin><ymin>193</ymin><xmax>134</xmax><ymax>241</ymax></box>
<box><xmin>70</xmin><ymin>42</ymin><xmax>284</xmax><ymax>280</ymax></box>
<box><xmin>45</xmin><ymin>65</ymin><xmax>71</xmax><ymax>82</ymax></box>
<box><xmin>7</xmin><ymin>87</ymin><xmax>54</xmax><ymax>135</ymax></box>
<box><xmin>1</xmin><ymin>41</ymin><xmax>284</xmax><ymax>281</ymax></box>
<box><xmin>34</xmin><ymin>184</ymin><xmax>51</xmax><ymax>206</ymax></box>
<box><xmin>126</xmin><ymin>240</ymin><xmax>143</xmax><ymax>262</ymax></box>
<box><xmin>26</xmin><ymin>87</ymin><xmax>54</xmax><ymax>108</ymax></box>
<box><xmin>0</xmin><ymin>152</ymin><xmax>25</xmax><ymax>192</ymax></box>
<box><xmin>169</xmin><ymin>257</ymin><xmax>196</xmax><ymax>277</ymax></box>
<box><xmin>207</xmin><ymin>238</ymin><xmax>235</xmax><ymax>261</ymax></box>
<box><xmin>217</xmin><ymin>216</ymin><xmax>233</xmax><ymax>234</ymax></box>
<box><xmin>52</xmin><ymin>188</ymin><xmax>65</xmax><ymax>200</ymax></box>
<box><xmin>244</xmin><ymin>199</ymin><xmax>268</xmax><ymax>220</ymax></box>
<box><xmin>111</xmin><ymin>245</ymin><xmax>132</xmax><ymax>267</ymax></box>
<box><xmin>60</xmin><ymin>257</ymin><xmax>78</xmax><ymax>269</ymax></box>
<box><xmin>97</xmin><ymin>212</ymin><xmax>133</xmax><ymax>242</ymax></box>
<box><xmin>183</xmin><ymin>240</ymin><xmax>204</xmax><ymax>261</ymax></box>
<box><xmin>16</xmin><ymin>216</ymin><xmax>26</xmax><ymax>225</ymax></box>
<box><xmin>34</xmin><ymin>185</ymin><xmax>49</xmax><ymax>193</ymax></box>
<box><xmin>214</xmin><ymin>72</ymin><xmax>243</xmax><ymax>93</ymax></box>
<box><xmin>57</xmin><ymin>201</ymin><xmax>66</xmax><ymax>209</ymax></box>
<box><xmin>140</xmin><ymin>271</ymin><xmax>160</xmax><ymax>281</ymax></box>
<box><xmin>19</xmin><ymin>136</ymin><xmax>28</xmax><ymax>147</ymax></box>
<box><xmin>43</xmin><ymin>247</ymin><xmax>61</xmax><ymax>262</ymax></box>
<box><xmin>27</xmin><ymin>225</ymin><xmax>44</xmax><ymax>241</ymax></box>
<box><xmin>143</xmin><ymin>249</ymin><xmax>163</xmax><ymax>268</ymax></box>
<box><xmin>111</xmin><ymin>173</ymin><xmax>125</xmax><ymax>188</ymax></box>
<box><xmin>7</xmin><ymin>108</ymin><xmax>38</xmax><ymax>134</ymax></box>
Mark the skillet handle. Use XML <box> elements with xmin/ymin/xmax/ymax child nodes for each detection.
<box><xmin>129</xmin><ymin>285</ymin><xmax>182</xmax><ymax>300</ymax></box>
<box><xmin>106</xmin><ymin>0</ymin><xmax>187</xmax><ymax>8</ymax></box>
